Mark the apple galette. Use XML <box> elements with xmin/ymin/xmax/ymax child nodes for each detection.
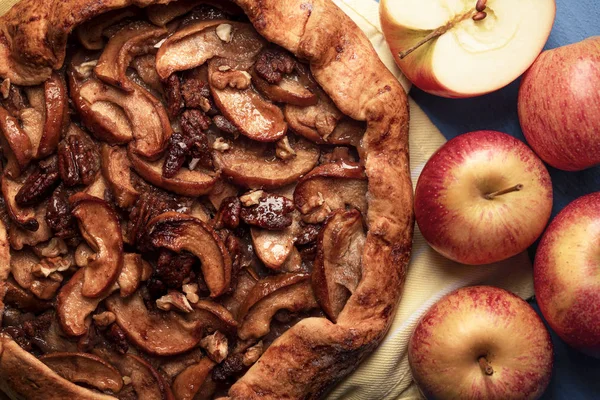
<box><xmin>0</xmin><ymin>0</ymin><xmax>413</xmax><ymax>399</ymax></box>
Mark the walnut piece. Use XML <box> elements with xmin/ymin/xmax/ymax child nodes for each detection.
<box><xmin>216</xmin><ymin>24</ymin><xmax>233</xmax><ymax>43</ymax></box>
<box><xmin>210</xmin><ymin>70</ymin><xmax>252</xmax><ymax>91</ymax></box>
<box><xmin>276</xmin><ymin>136</ymin><xmax>296</xmax><ymax>160</ymax></box>
<box><xmin>32</xmin><ymin>256</ymin><xmax>72</xmax><ymax>278</ymax></box>
<box><xmin>92</xmin><ymin>311</ymin><xmax>116</xmax><ymax>327</ymax></box>
<box><xmin>212</xmin><ymin>137</ymin><xmax>230</xmax><ymax>152</ymax></box>
<box><xmin>156</xmin><ymin>290</ymin><xmax>194</xmax><ymax>313</ymax></box>
<box><xmin>200</xmin><ymin>331</ymin><xmax>228</xmax><ymax>363</ymax></box>
<box><xmin>182</xmin><ymin>283</ymin><xmax>199</xmax><ymax>304</ymax></box>
<box><xmin>1</xmin><ymin>78</ymin><xmax>10</xmax><ymax>99</ymax></box>
<box><xmin>243</xmin><ymin>341</ymin><xmax>264</xmax><ymax>366</ymax></box>
<box><xmin>240</xmin><ymin>190</ymin><xmax>264</xmax><ymax>207</ymax></box>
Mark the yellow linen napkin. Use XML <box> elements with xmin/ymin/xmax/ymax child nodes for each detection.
<box><xmin>0</xmin><ymin>1</ymin><xmax>535</xmax><ymax>399</ymax></box>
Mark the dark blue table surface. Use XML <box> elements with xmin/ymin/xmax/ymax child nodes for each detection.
<box><xmin>406</xmin><ymin>0</ymin><xmax>600</xmax><ymax>398</ymax></box>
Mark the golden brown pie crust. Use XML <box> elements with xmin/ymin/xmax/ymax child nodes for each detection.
<box><xmin>0</xmin><ymin>0</ymin><xmax>414</xmax><ymax>398</ymax></box>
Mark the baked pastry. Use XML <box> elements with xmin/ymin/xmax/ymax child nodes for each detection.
<box><xmin>0</xmin><ymin>0</ymin><xmax>413</xmax><ymax>399</ymax></box>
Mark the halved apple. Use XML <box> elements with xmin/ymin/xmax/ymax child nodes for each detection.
<box><xmin>155</xmin><ymin>20</ymin><xmax>265</xmax><ymax>79</ymax></box>
<box><xmin>312</xmin><ymin>209</ymin><xmax>365</xmax><ymax>322</ymax></box>
<box><xmin>70</xmin><ymin>193</ymin><xmax>124</xmax><ymax>298</ymax></box>
<box><xmin>128</xmin><ymin>149</ymin><xmax>219</xmax><ymax>197</ymax></box>
<box><xmin>95</xmin><ymin>21</ymin><xmax>167</xmax><ymax>92</ymax></box>
<box><xmin>39</xmin><ymin>352</ymin><xmax>124</xmax><ymax>393</ymax></box>
<box><xmin>146</xmin><ymin>212</ymin><xmax>231</xmax><ymax>297</ymax></box>
<box><xmin>380</xmin><ymin>0</ymin><xmax>556</xmax><ymax>97</ymax></box>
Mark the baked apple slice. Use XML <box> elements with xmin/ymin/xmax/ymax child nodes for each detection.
<box><xmin>172</xmin><ymin>357</ymin><xmax>215</xmax><ymax>400</ymax></box>
<box><xmin>106</xmin><ymin>291</ymin><xmax>234</xmax><ymax>356</ymax></box>
<box><xmin>9</xmin><ymin>250</ymin><xmax>66</xmax><ymax>301</ymax></box>
<box><xmin>100</xmin><ymin>144</ymin><xmax>140</xmax><ymax>209</ymax></box>
<box><xmin>117</xmin><ymin>253</ymin><xmax>151</xmax><ymax>298</ymax></box>
<box><xmin>56</xmin><ymin>269</ymin><xmax>111</xmax><ymax>336</ymax></box>
<box><xmin>128</xmin><ymin>149</ymin><xmax>219</xmax><ymax>197</ymax></box>
<box><xmin>75</xmin><ymin>7</ymin><xmax>140</xmax><ymax>50</ymax></box>
<box><xmin>8</xmin><ymin>205</ymin><xmax>52</xmax><ymax>250</ymax></box>
<box><xmin>237</xmin><ymin>273</ymin><xmax>319</xmax><ymax>340</ymax></box>
<box><xmin>208</xmin><ymin>58</ymin><xmax>287</xmax><ymax>142</ymax></box>
<box><xmin>294</xmin><ymin>161</ymin><xmax>368</xmax><ymax>223</ymax></box>
<box><xmin>2</xmin><ymin>172</ymin><xmax>39</xmax><ymax>231</ymax></box>
<box><xmin>94</xmin><ymin>349</ymin><xmax>174</xmax><ymax>400</ymax></box>
<box><xmin>24</xmin><ymin>72</ymin><xmax>69</xmax><ymax>158</ymax></box>
<box><xmin>213</xmin><ymin>136</ymin><xmax>319</xmax><ymax>189</ymax></box>
<box><xmin>147</xmin><ymin>212</ymin><xmax>231</xmax><ymax>297</ymax></box>
<box><xmin>0</xmin><ymin>336</ymin><xmax>116</xmax><ymax>400</ymax></box>
<box><xmin>284</xmin><ymin>87</ymin><xmax>344</xmax><ymax>144</ymax></box>
<box><xmin>4</xmin><ymin>278</ymin><xmax>53</xmax><ymax>313</ymax></box>
<box><xmin>39</xmin><ymin>352</ymin><xmax>124</xmax><ymax>393</ymax></box>
<box><xmin>251</xmin><ymin>61</ymin><xmax>317</xmax><ymax>107</ymax></box>
<box><xmin>312</xmin><ymin>209</ymin><xmax>365</xmax><ymax>322</ymax></box>
<box><xmin>155</xmin><ymin>20</ymin><xmax>265</xmax><ymax>79</ymax></box>
<box><xmin>70</xmin><ymin>193</ymin><xmax>124</xmax><ymax>298</ymax></box>
<box><xmin>0</xmin><ymin>106</ymin><xmax>33</xmax><ymax>178</ymax></box>
<box><xmin>95</xmin><ymin>21</ymin><xmax>167</xmax><ymax>92</ymax></box>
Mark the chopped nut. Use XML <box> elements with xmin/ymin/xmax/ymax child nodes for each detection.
<box><xmin>240</xmin><ymin>190</ymin><xmax>264</xmax><ymax>207</ymax></box>
<box><xmin>243</xmin><ymin>341</ymin><xmax>264</xmax><ymax>366</ymax></box>
<box><xmin>0</xmin><ymin>78</ymin><xmax>10</xmax><ymax>99</ymax></box>
<box><xmin>75</xmin><ymin>243</ymin><xmax>95</xmax><ymax>268</ymax></box>
<box><xmin>212</xmin><ymin>137</ymin><xmax>231</xmax><ymax>152</ymax></box>
<box><xmin>33</xmin><ymin>238</ymin><xmax>68</xmax><ymax>258</ymax></box>
<box><xmin>74</xmin><ymin>60</ymin><xmax>98</xmax><ymax>78</ymax></box>
<box><xmin>200</xmin><ymin>331</ymin><xmax>228</xmax><ymax>363</ymax></box>
<box><xmin>32</xmin><ymin>257</ymin><xmax>72</xmax><ymax>278</ymax></box>
<box><xmin>156</xmin><ymin>290</ymin><xmax>194</xmax><ymax>313</ymax></box>
<box><xmin>240</xmin><ymin>193</ymin><xmax>295</xmax><ymax>230</ymax></box>
<box><xmin>122</xmin><ymin>376</ymin><xmax>132</xmax><ymax>385</ymax></box>
<box><xmin>211</xmin><ymin>69</ymin><xmax>252</xmax><ymax>90</ymax></box>
<box><xmin>276</xmin><ymin>136</ymin><xmax>296</xmax><ymax>160</ymax></box>
<box><xmin>182</xmin><ymin>283</ymin><xmax>199</xmax><ymax>304</ymax></box>
<box><xmin>216</xmin><ymin>24</ymin><xmax>233</xmax><ymax>43</ymax></box>
<box><xmin>93</xmin><ymin>311</ymin><xmax>116</xmax><ymax>327</ymax></box>
<box><xmin>188</xmin><ymin>158</ymin><xmax>201</xmax><ymax>170</ymax></box>
<box><xmin>218</xmin><ymin>65</ymin><xmax>232</xmax><ymax>72</ymax></box>
<box><xmin>154</xmin><ymin>38</ymin><xmax>167</xmax><ymax>49</ymax></box>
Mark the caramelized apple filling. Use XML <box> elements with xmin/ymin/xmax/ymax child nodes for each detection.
<box><xmin>0</xmin><ymin>3</ymin><xmax>369</xmax><ymax>398</ymax></box>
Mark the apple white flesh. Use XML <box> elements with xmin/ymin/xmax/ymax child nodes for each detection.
<box><xmin>414</xmin><ymin>130</ymin><xmax>552</xmax><ymax>265</ymax></box>
<box><xmin>380</xmin><ymin>0</ymin><xmax>556</xmax><ymax>98</ymax></box>
<box><xmin>519</xmin><ymin>36</ymin><xmax>600</xmax><ymax>171</ymax></box>
<box><xmin>534</xmin><ymin>192</ymin><xmax>600</xmax><ymax>358</ymax></box>
<box><xmin>409</xmin><ymin>286</ymin><xmax>553</xmax><ymax>400</ymax></box>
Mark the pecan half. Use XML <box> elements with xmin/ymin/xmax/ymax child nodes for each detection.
<box><xmin>45</xmin><ymin>186</ymin><xmax>78</xmax><ymax>238</ymax></box>
<box><xmin>213</xmin><ymin>115</ymin><xmax>239</xmax><ymax>137</ymax></box>
<box><xmin>215</xmin><ymin>196</ymin><xmax>241</xmax><ymax>230</ymax></box>
<box><xmin>295</xmin><ymin>222</ymin><xmax>322</xmax><ymax>246</ymax></box>
<box><xmin>15</xmin><ymin>157</ymin><xmax>60</xmax><ymax>207</ymax></box>
<box><xmin>240</xmin><ymin>193</ymin><xmax>295</xmax><ymax>230</ymax></box>
<box><xmin>155</xmin><ymin>249</ymin><xmax>196</xmax><ymax>289</ymax></box>
<box><xmin>164</xmin><ymin>74</ymin><xmax>184</xmax><ymax>118</ymax></box>
<box><xmin>255</xmin><ymin>47</ymin><xmax>296</xmax><ymax>84</ymax></box>
<box><xmin>181</xmin><ymin>75</ymin><xmax>214</xmax><ymax>112</ymax></box>
<box><xmin>57</xmin><ymin>135</ymin><xmax>99</xmax><ymax>187</ymax></box>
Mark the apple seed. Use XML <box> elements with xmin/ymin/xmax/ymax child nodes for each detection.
<box><xmin>472</xmin><ymin>11</ymin><xmax>487</xmax><ymax>21</ymax></box>
<box><xmin>476</xmin><ymin>0</ymin><xmax>487</xmax><ymax>13</ymax></box>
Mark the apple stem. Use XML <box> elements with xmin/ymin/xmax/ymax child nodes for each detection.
<box><xmin>478</xmin><ymin>356</ymin><xmax>494</xmax><ymax>376</ymax></box>
<box><xmin>484</xmin><ymin>184</ymin><xmax>524</xmax><ymax>200</ymax></box>
<box><xmin>398</xmin><ymin>6</ymin><xmax>481</xmax><ymax>59</ymax></box>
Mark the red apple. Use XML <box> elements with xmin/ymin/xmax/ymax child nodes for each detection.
<box><xmin>380</xmin><ymin>0</ymin><xmax>556</xmax><ymax>98</ymax></box>
<box><xmin>414</xmin><ymin>130</ymin><xmax>553</xmax><ymax>265</ymax></box>
<box><xmin>534</xmin><ymin>192</ymin><xmax>600</xmax><ymax>358</ymax></box>
<box><xmin>518</xmin><ymin>36</ymin><xmax>600</xmax><ymax>171</ymax></box>
<box><xmin>409</xmin><ymin>286</ymin><xmax>554</xmax><ymax>400</ymax></box>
